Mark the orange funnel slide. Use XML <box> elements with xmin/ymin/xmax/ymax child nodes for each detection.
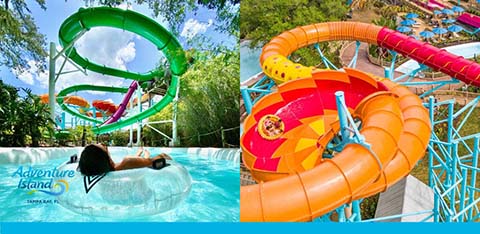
<box><xmin>40</xmin><ymin>94</ymin><xmax>89</xmax><ymax>108</ymax></box>
<box><xmin>241</xmin><ymin>22</ymin><xmax>433</xmax><ymax>221</ymax></box>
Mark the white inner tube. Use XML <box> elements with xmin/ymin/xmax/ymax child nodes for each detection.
<box><xmin>56</xmin><ymin>160</ymin><xmax>192</xmax><ymax>218</ymax></box>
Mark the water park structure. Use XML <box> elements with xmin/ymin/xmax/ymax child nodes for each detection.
<box><xmin>0</xmin><ymin>2</ymin><xmax>241</xmax><ymax>222</ymax></box>
<box><xmin>240</xmin><ymin>2</ymin><xmax>480</xmax><ymax>222</ymax></box>
<box><xmin>44</xmin><ymin>6</ymin><xmax>187</xmax><ymax>146</ymax></box>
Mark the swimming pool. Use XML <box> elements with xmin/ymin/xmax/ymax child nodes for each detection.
<box><xmin>240</xmin><ymin>40</ymin><xmax>262</xmax><ymax>83</ymax></box>
<box><xmin>0</xmin><ymin>147</ymin><xmax>240</xmax><ymax>222</ymax></box>
<box><xmin>396</xmin><ymin>42</ymin><xmax>480</xmax><ymax>75</ymax></box>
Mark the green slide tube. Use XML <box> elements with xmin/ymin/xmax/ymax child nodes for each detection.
<box><xmin>56</xmin><ymin>7</ymin><xmax>188</xmax><ymax>134</ymax></box>
<box><xmin>57</xmin><ymin>85</ymin><xmax>129</xmax><ymax>124</ymax></box>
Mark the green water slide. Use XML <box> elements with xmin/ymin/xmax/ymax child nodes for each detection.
<box><xmin>56</xmin><ymin>7</ymin><xmax>187</xmax><ymax>134</ymax></box>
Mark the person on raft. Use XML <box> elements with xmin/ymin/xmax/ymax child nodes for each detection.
<box><xmin>78</xmin><ymin>143</ymin><xmax>171</xmax><ymax>176</ymax></box>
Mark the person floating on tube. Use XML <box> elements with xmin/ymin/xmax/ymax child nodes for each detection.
<box><xmin>78</xmin><ymin>144</ymin><xmax>171</xmax><ymax>176</ymax></box>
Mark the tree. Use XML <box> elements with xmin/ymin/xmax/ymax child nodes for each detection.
<box><xmin>71</xmin><ymin>125</ymin><xmax>95</xmax><ymax>145</ymax></box>
<box><xmin>0</xmin><ymin>0</ymin><xmax>239</xmax><ymax>73</ymax></box>
<box><xmin>370</xmin><ymin>16</ymin><xmax>396</xmax><ymax>61</ymax></box>
<box><xmin>0</xmin><ymin>80</ymin><xmax>23</xmax><ymax>146</ymax></box>
<box><xmin>240</xmin><ymin>0</ymin><xmax>349</xmax><ymax>67</ymax></box>
<box><xmin>111</xmin><ymin>130</ymin><xmax>130</xmax><ymax>146</ymax></box>
<box><xmin>95</xmin><ymin>0</ymin><xmax>239</xmax><ymax>36</ymax></box>
<box><xmin>0</xmin><ymin>80</ymin><xmax>54</xmax><ymax>147</ymax></box>
<box><xmin>241</xmin><ymin>0</ymin><xmax>348</xmax><ymax>47</ymax></box>
<box><xmin>0</xmin><ymin>0</ymin><xmax>47</xmax><ymax>72</ymax></box>
<box><xmin>143</xmin><ymin>104</ymin><xmax>173</xmax><ymax>146</ymax></box>
<box><xmin>21</xmin><ymin>88</ymin><xmax>54</xmax><ymax>146</ymax></box>
<box><xmin>177</xmin><ymin>49</ymin><xmax>239</xmax><ymax>147</ymax></box>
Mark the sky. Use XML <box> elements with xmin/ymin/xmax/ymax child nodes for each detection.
<box><xmin>0</xmin><ymin>0</ymin><xmax>236</xmax><ymax>128</ymax></box>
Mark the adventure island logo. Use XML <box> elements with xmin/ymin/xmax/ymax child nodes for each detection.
<box><xmin>12</xmin><ymin>166</ymin><xmax>75</xmax><ymax>202</ymax></box>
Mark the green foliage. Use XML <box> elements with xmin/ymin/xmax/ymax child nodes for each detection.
<box><xmin>0</xmin><ymin>0</ymin><xmax>238</xmax><ymax>72</ymax></box>
<box><xmin>240</xmin><ymin>0</ymin><xmax>349</xmax><ymax>47</ymax></box>
<box><xmin>240</xmin><ymin>0</ymin><xmax>348</xmax><ymax>68</ymax></box>
<box><xmin>54</xmin><ymin>131</ymin><xmax>73</xmax><ymax>146</ymax></box>
<box><xmin>0</xmin><ymin>80</ymin><xmax>54</xmax><ymax>146</ymax></box>
<box><xmin>70</xmin><ymin>125</ymin><xmax>95</xmax><ymax>145</ymax></box>
<box><xmin>0</xmin><ymin>0</ymin><xmax>47</xmax><ymax>72</ymax></box>
<box><xmin>369</xmin><ymin>16</ymin><xmax>396</xmax><ymax>61</ymax></box>
<box><xmin>177</xmin><ymin>49</ymin><xmax>239</xmax><ymax>147</ymax></box>
<box><xmin>111</xmin><ymin>130</ymin><xmax>130</xmax><ymax>146</ymax></box>
<box><xmin>95</xmin><ymin>0</ymin><xmax>239</xmax><ymax>36</ymax></box>
<box><xmin>21</xmin><ymin>88</ymin><xmax>54</xmax><ymax>146</ymax></box>
<box><xmin>143</xmin><ymin>105</ymin><xmax>173</xmax><ymax>146</ymax></box>
<box><xmin>372</xmin><ymin>15</ymin><xmax>396</xmax><ymax>29</ymax></box>
<box><xmin>360</xmin><ymin>194</ymin><xmax>379</xmax><ymax>219</ymax></box>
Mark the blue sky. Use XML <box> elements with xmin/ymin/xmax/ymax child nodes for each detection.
<box><xmin>0</xmin><ymin>0</ymin><xmax>236</xmax><ymax>104</ymax></box>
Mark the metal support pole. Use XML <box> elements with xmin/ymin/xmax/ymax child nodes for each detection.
<box><xmin>429</xmin><ymin>96</ymin><xmax>435</xmax><ymax>187</ymax></box>
<box><xmin>335</xmin><ymin>91</ymin><xmax>350</xmax><ymax>144</ymax></box>
<box><xmin>468</xmin><ymin>137</ymin><xmax>479</xmax><ymax>219</ymax></box>
<box><xmin>48</xmin><ymin>42</ymin><xmax>56</xmax><ymax>123</ymax></box>
<box><xmin>61</xmin><ymin>112</ymin><xmax>66</xmax><ymax>130</ymax></box>
<box><xmin>136</xmin><ymin>83</ymin><xmax>142</xmax><ymax>146</ymax></box>
<box><xmin>384</xmin><ymin>67</ymin><xmax>391</xmax><ymax>80</ymax></box>
<box><xmin>450</xmin><ymin>142</ymin><xmax>458</xmax><ymax>214</ymax></box>
<box><xmin>172</xmin><ymin>76</ymin><xmax>180</xmax><ymax>146</ymax></box>
<box><xmin>221</xmin><ymin>126</ymin><xmax>226</xmax><ymax>148</ymax></box>
<box><xmin>459</xmin><ymin>167</ymin><xmax>468</xmax><ymax>222</ymax></box>
<box><xmin>337</xmin><ymin>205</ymin><xmax>346</xmax><ymax>222</ymax></box>
<box><xmin>389</xmin><ymin>50</ymin><xmax>397</xmax><ymax>80</ymax></box>
<box><xmin>128</xmin><ymin>98</ymin><xmax>134</xmax><ymax>147</ymax></box>
<box><xmin>347</xmin><ymin>41</ymin><xmax>361</xmax><ymax>68</ymax></box>
<box><xmin>434</xmin><ymin>188</ymin><xmax>439</xmax><ymax>222</ymax></box>
<box><xmin>241</xmin><ymin>87</ymin><xmax>253</xmax><ymax>114</ymax></box>
<box><xmin>351</xmin><ymin>200</ymin><xmax>362</xmax><ymax>221</ymax></box>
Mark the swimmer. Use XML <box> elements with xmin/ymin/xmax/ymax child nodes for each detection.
<box><xmin>78</xmin><ymin>143</ymin><xmax>172</xmax><ymax>176</ymax></box>
<box><xmin>264</xmin><ymin>118</ymin><xmax>274</xmax><ymax>128</ymax></box>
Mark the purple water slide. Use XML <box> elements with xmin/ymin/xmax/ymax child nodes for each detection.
<box><xmin>458</xmin><ymin>13</ymin><xmax>480</xmax><ymax>29</ymax></box>
<box><xmin>102</xmin><ymin>81</ymin><xmax>138</xmax><ymax>125</ymax></box>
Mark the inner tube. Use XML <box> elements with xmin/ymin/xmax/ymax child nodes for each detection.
<box><xmin>56</xmin><ymin>160</ymin><xmax>192</xmax><ymax>218</ymax></box>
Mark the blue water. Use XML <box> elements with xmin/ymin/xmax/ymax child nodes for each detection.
<box><xmin>396</xmin><ymin>42</ymin><xmax>480</xmax><ymax>74</ymax></box>
<box><xmin>0</xmin><ymin>148</ymin><xmax>239</xmax><ymax>222</ymax></box>
<box><xmin>240</xmin><ymin>40</ymin><xmax>262</xmax><ymax>83</ymax></box>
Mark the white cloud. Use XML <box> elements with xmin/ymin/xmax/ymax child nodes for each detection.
<box><xmin>55</xmin><ymin>27</ymin><xmax>137</xmax><ymax>94</ymax></box>
<box><xmin>37</xmin><ymin>71</ymin><xmax>49</xmax><ymax>88</ymax></box>
<box><xmin>17</xmin><ymin>72</ymin><xmax>34</xmax><ymax>85</ymax></box>
<box><xmin>17</xmin><ymin>27</ymin><xmax>138</xmax><ymax>97</ymax></box>
<box><xmin>116</xmin><ymin>3</ymin><xmax>131</xmax><ymax>10</ymax></box>
<box><xmin>180</xmin><ymin>18</ymin><xmax>213</xmax><ymax>39</ymax></box>
<box><xmin>12</xmin><ymin>60</ymin><xmax>44</xmax><ymax>86</ymax></box>
<box><xmin>115</xmin><ymin>42</ymin><xmax>136</xmax><ymax>67</ymax></box>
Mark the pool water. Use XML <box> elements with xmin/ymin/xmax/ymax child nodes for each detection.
<box><xmin>240</xmin><ymin>40</ymin><xmax>262</xmax><ymax>83</ymax></box>
<box><xmin>0</xmin><ymin>148</ymin><xmax>239</xmax><ymax>222</ymax></box>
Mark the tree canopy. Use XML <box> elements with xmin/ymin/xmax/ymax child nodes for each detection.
<box><xmin>178</xmin><ymin>49</ymin><xmax>239</xmax><ymax>147</ymax></box>
<box><xmin>1</xmin><ymin>0</ymin><xmax>239</xmax><ymax>73</ymax></box>
<box><xmin>93</xmin><ymin>0</ymin><xmax>239</xmax><ymax>36</ymax></box>
<box><xmin>0</xmin><ymin>80</ymin><xmax>54</xmax><ymax>146</ymax></box>
<box><xmin>0</xmin><ymin>0</ymin><xmax>47</xmax><ymax>72</ymax></box>
<box><xmin>240</xmin><ymin>0</ymin><xmax>349</xmax><ymax>67</ymax></box>
<box><xmin>240</xmin><ymin>0</ymin><xmax>349</xmax><ymax>47</ymax></box>
<box><xmin>112</xmin><ymin>48</ymin><xmax>239</xmax><ymax>148</ymax></box>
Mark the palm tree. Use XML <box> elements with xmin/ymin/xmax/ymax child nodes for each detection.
<box><xmin>0</xmin><ymin>80</ymin><xmax>24</xmax><ymax>146</ymax></box>
<box><xmin>21</xmin><ymin>88</ymin><xmax>54</xmax><ymax>146</ymax></box>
